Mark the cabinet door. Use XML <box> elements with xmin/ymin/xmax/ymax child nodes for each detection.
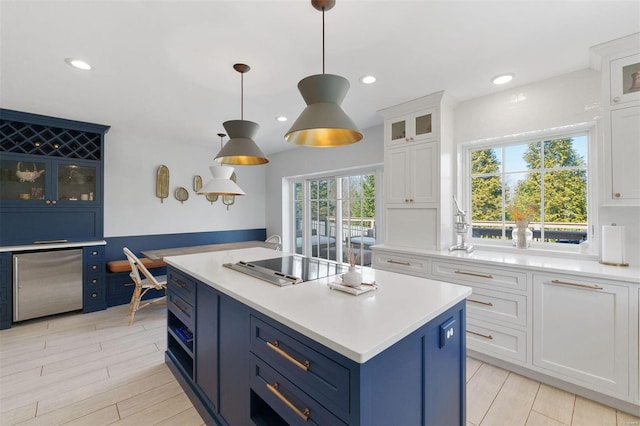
<box><xmin>0</xmin><ymin>252</ymin><xmax>11</xmax><ymax>329</ymax></box>
<box><xmin>196</xmin><ymin>283</ymin><xmax>219</xmax><ymax>413</ymax></box>
<box><xmin>410</xmin><ymin>141</ymin><xmax>437</xmax><ymax>204</ymax></box>
<box><xmin>610</xmin><ymin>53</ymin><xmax>640</xmax><ymax>105</ymax></box>
<box><xmin>533</xmin><ymin>274</ymin><xmax>629</xmax><ymax>396</ymax></box>
<box><xmin>0</xmin><ymin>156</ymin><xmax>50</xmax><ymax>205</ymax></box>
<box><xmin>411</xmin><ymin>108</ymin><xmax>437</xmax><ymax>143</ymax></box>
<box><xmin>610</xmin><ymin>105</ymin><xmax>640</xmax><ymax>200</ymax></box>
<box><xmin>384</xmin><ymin>145</ymin><xmax>411</xmax><ymax>205</ymax></box>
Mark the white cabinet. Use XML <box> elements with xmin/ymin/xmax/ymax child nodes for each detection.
<box><xmin>384</xmin><ymin>141</ymin><xmax>437</xmax><ymax>206</ymax></box>
<box><xmin>378</xmin><ymin>91</ymin><xmax>455</xmax><ymax>250</ymax></box>
<box><xmin>533</xmin><ymin>273</ymin><xmax>629</xmax><ymax>397</ymax></box>
<box><xmin>385</xmin><ymin>108</ymin><xmax>438</xmax><ymax>147</ymax></box>
<box><xmin>592</xmin><ymin>34</ymin><xmax>640</xmax><ymax>205</ymax></box>
<box><xmin>610</xmin><ymin>105</ymin><xmax>640</xmax><ymax>200</ymax></box>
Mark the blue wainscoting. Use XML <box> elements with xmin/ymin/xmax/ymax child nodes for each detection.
<box><xmin>104</xmin><ymin>228</ymin><xmax>267</xmax><ymax>307</ymax></box>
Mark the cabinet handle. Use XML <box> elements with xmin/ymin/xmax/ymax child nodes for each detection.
<box><xmin>51</xmin><ymin>200</ymin><xmax>57</xmax><ymax>205</ymax></box>
<box><xmin>614</xmin><ymin>193</ymin><xmax>621</xmax><ymax>198</ymax></box>
<box><xmin>550</xmin><ymin>279</ymin><xmax>603</xmax><ymax>290</ymax></box>
<box><xmin>388</xmin><ymin>259</ymin><xmax>411</xmax><ymax>266</ymax></box>
<box><xmin>91</xmin><ymin>279</ymin><xmax>97</xmax><ymax>284</ymax></box>
<box><xmin>45</xmin><ymin>200</ymin><xmax>51</xmax><ymax>205</ymax></box>
<box><xmin>613</xmin><ymin>96</ymin><xmax>620</xmax><ymax>103</ymax></box>
<box><xmin>266</xmin><ymin>340</ymin><xmax>310</xmax><ymax>371</ymax></box>
<box><xmin>455</xmin><ymin>270</ymin><xmax>493</xmax><ymax>279</ymax></box>
<box><xmin>33</xmin><ymin>239</ymin><xmax>68</xmax><ymax>244</ymax></box>
<box><xmin>91</xmin><ymin>293</ymin><xmax>97</xmax><ymax>298</ymax></box>
<box><xmin>467</xmin><ymin>298</ymin><xmax>493</xmax><ymax>307</ymax></box>
<box><xmin>91</xmin><ymin>265</ymin><xmax>97</xmax><ymax>270</ymax></box>
<box><xmin>171</xmin><ymin>301</ymin><xmax>187</xmax><ymax>313</ymax></box>
<box><xmin>266</xmin><ymin>383</ymin><xmax>310</xmax><ymax>421</ymax></box>
<box><xmin>124</xmin><ymin>282</ymin><xmax>135</xmax><ymax>287</ymax></box>
<box><xmin>171</xmin><ymin>278</ymin><xmax>187</xmax><ymax>288</ymax></box>
<box><xmin>467</xmin><ymin>330</ymin><xmax>493</xmax><ymax>340</ymax></box>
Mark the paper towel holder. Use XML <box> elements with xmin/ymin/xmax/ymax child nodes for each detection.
<box><xmin>599</xmin><ymin>223</ymin><xmax>629</xmax><ymax>267</ymax></box>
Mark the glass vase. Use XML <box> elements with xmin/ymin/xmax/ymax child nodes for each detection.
<box><xmin>512</xmin><ymin>222</ymin><xmax>533</xmax><ymax>249</ymax></box>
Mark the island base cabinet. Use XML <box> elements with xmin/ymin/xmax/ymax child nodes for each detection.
<box><xmin>533</xmin><ymin>274</ymin><xmax>629</xmax><ymax>398</ymax></box>
<box><xmin>357</xmin><ymin>301</ymin><xmax>466</xmax><ymax>426</ymax></box>
<box><xmin>195</xmin><ymin>283</ymin><xmax>219</xmax><ymax>414</ymax></box>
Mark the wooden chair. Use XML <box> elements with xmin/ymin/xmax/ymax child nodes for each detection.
<box><xmin>123</xmin><ymin>247</ymin><xmax>167</xmax><ymax>325</ymax></box>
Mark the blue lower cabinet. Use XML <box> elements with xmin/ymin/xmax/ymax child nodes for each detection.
<box><xmin>165</xmin><ymin>265</ymin><xmax>466</xmax><ymax>425</ymax></box>
<box><xmin>83</xmin><ymin>246</ymin><xmax>106</xmax><ymax>312</ymax></box>
<box><xmin>0</xmin><ymin>252</ymin><xmax>11</xmax><ymax>329</ymax></box>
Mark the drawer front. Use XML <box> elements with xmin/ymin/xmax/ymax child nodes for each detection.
<box><xmin>168</xmin><ymin>292</ymin><xmax>194</xmax><ymax>329</ymax></box>
<box><xmin>250</xmin><ymin>316</ymin><xmax>350</xmax><ymax>416</ymax></box>
<box><xmin>466</xmin><ymin>287</ymin><xmax>527</xmax><ymax>327</ymax></box>
<box><xmin>250</xmin><ymin>353</ymin><xmax>347</xmax><ymax>426</ymax></box>
<box><xmin>372</xmin><ymin>251</ymin><xmax>429</xmax><ymax>277</ymax></box>
<box><xmin>466</xmin><ymin>318</ymin><xmax>527</xmax><ymax>363</ymax></box>
<box><xmin>431</xmin><ymin>260</ymin><xmax>528</xmax><ymax>292</ymax></box>
<box><xmin>167</xmin><ymin>268</ymin><xmax>196</xmax><ymax>304</ymax></box>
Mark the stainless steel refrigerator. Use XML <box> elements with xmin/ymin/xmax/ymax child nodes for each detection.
<box><xmin>13</xmin><ymin>249</ymin><xmax>83</xmax><ymax>322</ymax></box>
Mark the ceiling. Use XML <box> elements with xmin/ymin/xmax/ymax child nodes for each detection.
<box><xmin>1</xmin><ymin>1</ymin><xmax>639</xmax><ymax>157</ymax></box>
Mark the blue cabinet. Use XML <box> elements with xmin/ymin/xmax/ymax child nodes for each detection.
<box><xmin>0</xmin><ymin>252</ymin><xmax>11</xmax><ymax>329</ymax></box>
<box><xmin>0</xmin><ymin>109</ymin><xmax>109</xmax><ymax>246</ymax></box>
<box><xmin>166</xmin><ymin>266</ymin><xmax>467</xmax><ymax>425</ymax></box>
<box><xmin>83</xmin><ymin>246</ymin><xmax>106</xmax><ymax>312</ymax></box>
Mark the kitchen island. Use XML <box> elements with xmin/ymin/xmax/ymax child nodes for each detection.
<box><xmin>164</xmin><ymin>247</ymin><xmax>471</xmax><ymax>425</ymax></box>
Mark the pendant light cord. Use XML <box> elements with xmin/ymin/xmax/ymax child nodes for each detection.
<box><xmin>240</xmin><ymin>72</ymin><xmax>244</xmax><ymax>119</ymax></box>
<box><xmin>322</xmin><ymin>6</ymin><xmax>325</xmax><ymax>74</ymax></box>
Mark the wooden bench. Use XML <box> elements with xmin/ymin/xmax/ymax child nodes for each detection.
<box><xmin>107</xmin><ymin>258</ymin><xmax>167</xmax><ymax>273</ymax></box>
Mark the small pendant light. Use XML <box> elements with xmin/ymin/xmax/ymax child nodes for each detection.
<box><xmin>285</xmin><ymin>0</ymin><xmax>363</xmax><ymax>147</ymax></box>
<box><xmin>199</xmin><ymin>133</ymin><xmax>246</xmax><ymax>196</ymax></box>
<box><xmin>215</xmin><ymin>64</ymin><xmax>269</xmax><ymax>165</ymax></box>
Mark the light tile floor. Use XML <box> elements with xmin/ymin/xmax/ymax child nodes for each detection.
<box><xmin>1</xmin><ymin>304</ymin><xmax>638</xmax><ymax>425</ymax></box>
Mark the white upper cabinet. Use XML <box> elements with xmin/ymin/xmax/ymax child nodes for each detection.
<box><xmin>384</xmin><ymin>141</ymin><xmax>437</xmax><ymax>206</ymax></box>
<box><xmin>386</xmin><ymin>108</ymin><xmax>438</xmax><ymax>147</ymax></box>
<box><xmin>592</xmin><ymin>33</ymin><xmax>640</xmax><ymax>206</ymax></box>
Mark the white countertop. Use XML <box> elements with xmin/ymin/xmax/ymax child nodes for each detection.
<box><xmin>164</xmin><ymin>247</ymin><xmax>472</xmax><ymax>364</ymax></box>
<box><xmin>0</xmin><ymin>240</ymin><xmax>106</xmax><ymax>252</ymax></box>
<box><xmin>373</xmin><ymin>244</ymin><xmax>640</xmax><ymax>284</ymax></box>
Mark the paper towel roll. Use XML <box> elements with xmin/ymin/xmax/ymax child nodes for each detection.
<box><xmin>600</xmin><ymin>225</ymin><xmax>626</xmax><ymax>265</ymax></box>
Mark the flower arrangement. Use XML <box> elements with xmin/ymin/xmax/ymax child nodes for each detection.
<box><xmin>345</xmin><ymin>242</ymin><xmax>360</xmax><ymax>267</ymax></box>
<box><xmin>507</xmin><ymin>203</ymin><xmax>537</xmax><ymax>225</ymax></box>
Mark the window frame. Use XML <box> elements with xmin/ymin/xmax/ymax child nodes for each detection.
<box><xmin>288</xmin><ymin>166</ymin><xmax>382</xmax><ymax>264</ymax></box>
<box><xmin>460</xmin><ymin>123</ymin><xmax>597</xmax><ymax>253</ymax></box>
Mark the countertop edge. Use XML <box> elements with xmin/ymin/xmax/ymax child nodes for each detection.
<box><xmin>0</xmin><ymin>240</ymin><xmax>107</xmax><ymax>252</ymax></box>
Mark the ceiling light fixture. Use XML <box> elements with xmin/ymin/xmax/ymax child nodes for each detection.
<box><xmin>276</xmin><ymin>116</ymin><xmax>288</xmax><ymax>122</ymax></box>
<box><xmin>285</xmin><ymin>0</ymin><xmax>363</xmax><ymax>147</ymax></box>
<box><xmin>492</xmin><ymin>73</ymin><xmax>514</xmax><ymax>85</ymax></box>
<box><xmin>199</xmin><ymin>133</ymin><xmax>246</xmax><ymax>197</ymax></box>
<box><xmin>360</xmin><ymin>75</ymin><xmax>376</xmax><ymax>84</ymax></box>
<box><xmin>214</xmin><ymin>64</ymin><xmax>269</xmax><ymax>165</ymax></box>
<box><xmin>64</xmin><ymin>57</ymin><xmax>92</xmax><ymax>70</ymax></box>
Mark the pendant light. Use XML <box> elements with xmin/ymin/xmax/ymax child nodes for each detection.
<box><xmin>199</xmin><ymin>133</ymin><xmax>246</xmax><ymax>197</ymax></box>
<box><xmin>285</xmin><ymin>0</ymin><xmax>363</xmax><ymax>147</ymax></box>
<box><xmin>215</xmin><ymin>64</ymin><xmax>269</xmax><ymax>165</ymax></box>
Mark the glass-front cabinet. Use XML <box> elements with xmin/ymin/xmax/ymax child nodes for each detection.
<box><xmin>0</xmin><ymin>155</ymin><xmax>100</xmax><ymax>205</ymax></box>
<box><xmin>387</xmin><ymin>107</ymin><xmax>438</xmax><ymax>146</ymax></box>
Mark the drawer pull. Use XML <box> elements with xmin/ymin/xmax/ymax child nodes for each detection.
<box><xmin>550</xmin><ymin>279</ymin><xmax>603</xmax><ymax>290</ymax></box>
<box><xmin>266</xmin><ymin>382</ymin><xmax>310</xmax><ymax>421</ymax></box>
<box><xmin>466</xmin><ymin>330</ymin><xmax>493</xmax><ymax>340</ymax></box>
<box><xmin>388</xmin><ymin>259</ymin><xmax>411</xmax><ymax>266</ymax></box>
<box><xmin>124</xmin><ymin>282</ymin><xmax>135</xmax><ymax>287</ymax></box>
<box><xmin>171</xmin><ymin>301</ymin><xmax>187</xmax><ymax>313</ymax></box>
<box><xmin>467</xmin><ymin>298</ymin><xmax>493</xmax><ymax>307</ymax></box>
<box><xmin>455</xmin><ymin>270</ymin><xmax>493</xmax><ymax>279</ymax></box>
<box><xmin>266</xmin><ymin>340</ymin><xmax>310</xmax><ymax>371</ymax></box>
<box><xmin>171</xmin><ymin>278</ymin><xmax>187</xmax><ymax>288</ymax></box>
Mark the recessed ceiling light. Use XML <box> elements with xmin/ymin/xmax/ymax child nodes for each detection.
<box><xmin>276</xmin><ymin>116</ymin><xmax>288</xmax><ymax>122</ymax></box>
<box><xmin>492</xmin><ymin>73</ymin><xmax>514</xmax><ymax>85</ymax></box>
<box><xmin>359</xmin><ymin>75</ymin><xmax>376</xmax><ymax>84</ymax></box>
<box><xmin>64</xmin><ymin>57</ymin><xmax>92</xmax><ymax>70</ymax></box>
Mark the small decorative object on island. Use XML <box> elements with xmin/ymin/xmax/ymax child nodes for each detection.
<box><xmin>449</xmin><ymin>196</ymin><xmax>474</xmax><ymax>252</ymax></box>
<box><xmin>156</xmin><ymin>165</ymin><xmax>169</xmax><ymax>203</ymax></box>
<box><xmin>342</xmin><ymin>243</ymin><xmax>362</xmax><ymax>287</ymax></box>
<box><xmin>16</xmin><ymin>162</ymin><xmax>45</xmax><ymax>182</ymax></box>
<box><xmin>508</xmin><ymin>203</ymin><xmax>536</xmax><ymax>249</ymax></box>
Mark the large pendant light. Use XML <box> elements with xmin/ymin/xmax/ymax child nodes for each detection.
<box><xmin>285</xmin><ymin>0</ymin><xmax>363</xmax><ymax>147</ymax></box>
<box><xmin>215</xmin><ymin>64</ymin><xmax>269</xmax><ymax>165</ymax></box>
<box><xmin>199</xmin><ymin>133</ymin><xmax>246</xmax><ymax>196</ymax></box>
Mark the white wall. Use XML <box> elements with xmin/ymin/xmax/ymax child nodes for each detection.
<box><xmin>104</xmin><ymin>127</ymin><xmax>267</xmax><ymax>237</ymax></box>
<box><xmin>454</xmin><ymin>68</ymin><xmax>640</xmax><ymax>264</ymax></box>
<box><xmin>264</xmin><ymin>124</ymin><xmax>384</xmax><ymax>248</ymax></box>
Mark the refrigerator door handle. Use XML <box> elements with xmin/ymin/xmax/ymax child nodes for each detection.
<box><xmin>13</xmin><ymin>256</ymin><xmax>19</xmax><ymax>322</ymax></box>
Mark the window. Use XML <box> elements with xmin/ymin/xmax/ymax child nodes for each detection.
<box><xmin>466</xmin><ymin>132</ymin><xmax>590</xmax><ymax>247</ymax></box>
<box><xmin>291</xmin><ymin>169</ymin><xmax>379</xmax><ymax>266</ymax></box>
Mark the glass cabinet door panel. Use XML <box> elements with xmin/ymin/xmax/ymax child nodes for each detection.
<box><xmin>391</xmin><ymin>120</ymin><xmax>406</xmax><ymax>141</ymax></box>
<box><xmin>0</xmin><ymin>159</ymin><xmax>47</xmax><ymax>201</ymax></box>
<box><xmin>57</xmin><ymin>164</ymin><xmax>96</xmax><ymax>202</ymax></box>
<box><xmin>415</xmin><ymin>113</ymin><xmax>433</xmax><ymax>137</ymax></box>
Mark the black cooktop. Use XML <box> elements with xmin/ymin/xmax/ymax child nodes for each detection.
<box><xmin>225</xmin><ymin>255</ymin><xmax>348</xmax><ymax>286</ymax></box>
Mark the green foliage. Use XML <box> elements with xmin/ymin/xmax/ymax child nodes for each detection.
<box><xmin>471</xmin><ymin>149</ymin><xmax>502</xmax><ymax>221</ymax></box>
